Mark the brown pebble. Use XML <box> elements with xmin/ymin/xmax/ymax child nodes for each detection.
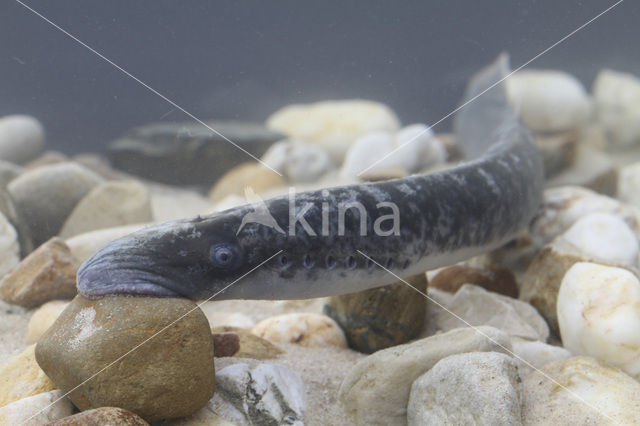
<box><xmin>213</xmin><ymin>331</ymin><xmax>240</xmax><ymax>357</ymax></box>
<box><xmin>45</xmin><ymin>406</ymin><xmax>149</xmax><ymax>425</ymax></box>
<box><xmin>211</xmin><ymin>326</ymin><xmax>284</xmax><ymax>359</ymax></box>
<box><xmin>430</xmin><ymin>265</ymin><xmax>518</xmax><ymax>298</ymax></box>
<box><xmin>0</xmin><ymin>237</ymin><xmax>78</xmax><ymax>308</ymax></box>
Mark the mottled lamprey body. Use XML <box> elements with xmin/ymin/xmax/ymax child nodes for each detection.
<box><xmin>77</xmin><ymin>55</ymin><xmax>544</xmax><ymax>301</ymax></box>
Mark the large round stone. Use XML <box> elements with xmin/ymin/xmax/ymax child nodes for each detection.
<box><xmin>35</xmin><ymin>295</ymin><xmax>215</xmax><ymax>422</ymax></box>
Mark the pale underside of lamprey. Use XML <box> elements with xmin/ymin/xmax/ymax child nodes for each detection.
<box><xmin>77</xmin><ymin>54</ymin><xmax>544</xmax><ymax>300</ymax></box>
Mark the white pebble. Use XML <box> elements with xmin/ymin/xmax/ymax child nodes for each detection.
<box><xmin>593</xmin><ymin>69</ymin><xmax>640</xmax><ymax>148</ymax></box>
<box><xmin>0</xmin><ymin>390</ymin><xmax>74</xmax><ymax>425</ymax></box>
<box><xmin>266</xmin><ymin>99</ymin><xmax>400</xmax><ymax>164</ymax></box>
<box><xmin>261</xmin><ymin>139</ymin><xmax>333</xmax><ymax>183</ymax></box>
<box><xmin>618</xmin><ymin>161</ymin><xmax>640</xmax><ymax>208</ymax></box>
<box><xmin>0</xmin><ymin>211</ymin><xmax>19</xmax><ymax>279</ymax></box>
<box><xmin>0</xmin><ymin>115</ymin><xmax>45</xmax><ymax>165</ymax></box>
<box><xmin>506</xmin><ymin>70</ymin><xmax>591</xmax><ymax>132</ymax></box>
<box><xmin>340</xmin><ymin>124</ymin><xmax>445</xmax><ymax>179</ymax></box>
<box><xmin>557</xmin><ymin>262</ymin><xmax>640</xmax><ymax>378</ymax></box>
<box><xmin>561</xmin><ymin>212</ymin><xmax>639</xmax><ymax>266</ymax></box>
<box><xmin>251</xmin><ymin>313</ymin><xmax>347</xmax><ymax>348</ymax></box>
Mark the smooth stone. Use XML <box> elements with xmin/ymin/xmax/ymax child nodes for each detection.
<box><xmin>251</xmin><ymin>313</ymin><xmax>347</xmax><ymax>348</ymax></box>
<box><xmin>511</xmin><ymin>339</ymin><xmax>571</xmax><ymax>377</ymax></box>
<box><xmin>519</xmin><ymin>237</ymin><xmax>596</xmax><ymax>335</ymax></box>
<box><xmin>261</xmin><ymin>139</ymin><xmax>334</xmax><ymax>183</ymax></box>
<box><xmin>562</xmin><ymin>212</ymin><xmax>639</xmax><ymax>266</ymax></box>
<box><xmin>0</xmin><ymin>115</ymin><xmax>45</xmax><ymax>165</ymax></box>
<box><xmin>212</xmin><ymin>332</ymin><xmax>240</xmax><ymax>357</ymax></box>
<box><xmin>324</xmin><ymin>274</ymin><xmax>427</xmax><ymax>353</ymax></box>
<box><xmin>339</xmin><ymin>326</ymin><xmax>512</xmax><ymax>426</ymax></box>
<box><xmin>45</xmin><ymin>407</ymin><xmax>149</xmax><ymax>425</ymax></box>
<box><xmin>340</xmin><ymin>124</ymin><xmax>446</xmax><ymax>179</ymax></box>
<box><xmin>266</xmin><ymin>99</ymin><xmax>400</xmax><ymax>163</ymax></box>
<box><xmin>207</xmin><ymin>162</ymin><xmax>287</xmax><ymax>202</ymax></box>
<box><xmin>546</xmin><ymin>145</ymin><xmax>617</xmax><ymax>196</ymax></box>
<box><xmin>0</xmin><ymin>344</ymin><xmax>56</xmax><ymax>407</ymax></box>
<box><xmin>108</xmin><ymin>121</ymin><xmax>282</xmax><ymax>185</ymax></box>
<box><xmin>211</xmin><ymin>326</ymin><xmax>283</xmax><ymax>360</ymax></box>
<box><xmin>407</xmin><ymin>352</ymin><xmax>523</xmax><ymax>426</ymax></box>
<box><xmin>0</xmin><ymin>390</ymin><xmax>74</xmax><ymax>425</ymax></box>
<box><xmin>58</xmin><ymin>180</ymin><xmax>153</xmax><ymax>239</ymax></box>
<box><xmin>535</xmin><ymin>131</ymin><xmax>578</xmax><ymax>177</ymax></box>
<box><xmin>148</xmin><ymin>184</ymin><xmax>215</xmax><ymax>222</ymax></box>
<box><xmin>0</xmin><ymin>211</ymin><xmax>20</xmax><ymax>278</ymax></box>
<box><xmin>0</xmin><ymin>184</ymin><xmax>34</xmax><ymax>256</ymax></box>
<box><xmin>26</xmin><ymin>300</ymin><xmax>70</xmax><ymax>344</ymax></box>
<box><xmin>0</xmin><ymin>237</ymin><xmax>78</xmax><ymax>308</ymax></box>
<box><xmin>435</xmin><ymin>284</ymin><xmax>549</xmax><ymax>341</ymax></box>
<box><xmin>618</xmin><ymin>161</ymin><xmax>640</xmax><ymax>208</ymax></box>
<box><xmin>0</xmin><ymin>159</ymin><xmax>22</xmax><ymax>188</ymax></box>
<box><xmin>593</xmin><ymin>69</ymin><xmax>640</xmax><ymax>148</ymax></box>
<box><xmin>429</xmin><ymin>264</ymin><xmax>518</xmax><ymax>297</ymax></box>
<box><xmin>522</xmin><ymin>356</ymin><xmax>640</xmax><ymax>424</ymax></box>
<box><xmin>8</xmin><ymin>162</ymin><xmax>103</xmax><ymax>246</ymax></box>
<box><xmin>208</xmin><ymin>362</ymin><xmax>306</xmax><ymax>426</ymax></box>
<box><xmin>65</xmin><ymin>223</ymin><xmax>149</xmax><ymax>263</ymax></box>
<box><xmin>35</xmin><ymin>295</ymin><xmax>215</xmax><ymax>422</ymax></box>
<box><xmin>505</xmin><ymin>70</ymin><xmax>591</xmax><ymax>132</ymax></box>
<box><xmin>530</xmin><ymin>185</ymin><xmax>640</xmax><ymax>249</ymax></box>
<box><xmin>24</xmin><ymin>151</ymin><xmax>69</xmax><ymax>170</ymax></box>
<box><xmin>558</xmin><ymin>262</ymin><xmax>640</xmax><ymax>378</ymax></box>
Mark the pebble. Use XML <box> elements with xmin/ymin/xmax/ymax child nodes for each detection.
<box><xmin>535</xmin><ymin>131</ymin><xmax>578</xmax><ymax>178</ymax></box>
<box><xmin>266</xmin><ymin>99</ymin><xmax>400</xmax><ymax>163</ymax></box>
<box><xmin>0</xmin><ymin>211</ymin><xmax>20</xmax><ymax>278</ymax></box>
<box><xmin>429</xmin><ymin>264</ymin><xmax>518</xmax><ymax>297</ymax></box>
<box><xmin>557</xmin><ymin>262</ymin><xmax>640</xmax><ymax>379</ymax></box>
<box><xmin>407</xmin><ymin>352</ymin><xmax>523</xmax><ymax>426</ymax></box>
<box><xmin>26</xmin><ymin>300</ymin><xmax>70</xmax><ymax>344</ymax></box>
<box><xmin>45</xmin><ymin>407</ymin><xmax>149</xmax><ymax>425</ymax></box>
<box><xmin>211</xmin><ymin>326</ymin><xmax>283</xmax><ymax>359</ymax></box>
<box><xmin>339</xmin><ymin>326</ymin><xmax>512</xmax><ymax>425</ymax></box>
<box><xmin>522</xmin><ymin>356</ymin><xmax>640</xmax><ymax>424</ymax></box>
<box><xmin>505</xmin><ymin>70</ymin><xmax>592</xmax><ymax>132</ymax></box>
<box><xmin>35</xmin><ymin>295</ymin><xmax>215</xmax><ymax>422</ymax></box>
<box><xmin>251</xmin><ymin>313</ymin><xmax>347</xmax><ymax>348</ymax></box>
<box><xmin>593</xmin><ymin>69</ymin><xmax>640</xmax><ymax>148</ymax></box>
<box><xmin>212</xmin><ymin>331</ymin><xmax>240</xmax><ymax>357</ymax></box>
<box><xmin>324</xmin><ymin>274</ymin><xmax>427</xmax><ymax>353</ymax></box>
<box><xmin>340</xmin><ymin>124</ymin><xmax>446</xmax><ymax>179</ymax></box>
<box><xmin>24</xmin><ymin>151</ymin><xmax>69</xmax><ymax>170</ymax></box>
<box><xmin>530</xmin><ymin>185</ymin><xmax>640</xmax><ymax>250</ymax></box>
<box><xmin>58</xmin><ymin>180</ymin><xmax>152</xmax><ymax>239</ymax></box>
<box><xmin>0</xmin><ymin>344</ymin><xmax>56</xmax><ymax>407</ymax></box>
<box><xmin>434</xmin><ymin>284</ymin><xmax>549</xmax><ymax>341</ymax></box>
<box><xmin>561</xmin><ymin>212</ymin><xmax>639</xmax><ymax>266</ymax></box>
<box><xmin>261</xmin><ymin>139</ymin><xmax>334</xmax><ymax>183</ymax></box>
<box><xmin>0</xmin><ymin>159</ymin><xmax>22</xmax><ymax>188</ymax></box>
<box><xmin>208</xmin><ymin>362</ymin><xmax>306</xmax><ymax>426</ymax></box>
<box><xmin>519</xmin><ymin>237</ymin><xmax>595</xmax><ymax>335</ymax></box>
<box><xmin>207</xmin><ymin>162</ymin><xmax>286</xmax><ymax>203</ymax></box>
<box><xmin>618</xmin><ymin>161</ymin><xmax>640</xmax><ymax>208</ymax></box>
<box><xmin>0</xmin><ymin>115</ymin><xmax>45</xmax><ymax>165</ymax></box>
<box><xmin>0</xmin><ymin>184</ymin><xmax>34</xmax><ymax>256</ymax></box>
<box><xmin>0</xmin><ymin>237</ymin><xmax>78</xmax><ymax>308</ymax></box>
<box><xmin>0</xmin><ymin>390</ymin><xmax>74</xmax><ymax>426</ymax></box>
<box><xmin>546</xmin><ymin>145</ymin><xmax>617</xmax><ymax>196</ymax></box>
<box><xmin>64</xmin><ymin>223</ymin><xmax>149</xmax><ymax>263</ymax></box>
<box><xmin>108</xmin><ymin>120</ymin><xmax>282</xmax><ymax>186</ymax></box>
<box><xmin>511</xmin><ymin>339</ymin><xmax>571</xmax><ymax>377</ymax></box>
<box><xmin>8</xmin><ymin>162</ymin><xmax>103</xmax><ymax>246</ymax></box>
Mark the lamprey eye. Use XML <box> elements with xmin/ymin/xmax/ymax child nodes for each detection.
<box><xmin>210</xmin><ymin>244</ymin><xmax>240</xmax><ymax>269</ymax></box>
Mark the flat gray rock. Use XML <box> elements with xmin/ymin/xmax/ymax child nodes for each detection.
<box><xmin>108</xmin><ymin>121</ymin><xmax>284</xmax><ymax>186</ymax></box>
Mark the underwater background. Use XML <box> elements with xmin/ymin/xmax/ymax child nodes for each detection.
<box><xmin>2</xmin><ymin>0</ymin><xmax>639</xmax><ymax>155</ymax></box>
